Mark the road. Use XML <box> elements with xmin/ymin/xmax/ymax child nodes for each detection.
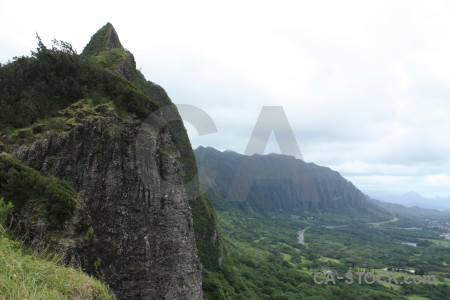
<box><xmin>324</xmin><ymin>216</ymin><xmax>398</xmax><ymax>229</ymax></box>
<box><xmin>297</xmin><ymin>217</ymin><xmax>398</xmax><ymax>245</ymax></box>
<box><xmin>297</xmin><ymin>227</ymin><xmax>309</xmax><ymax>245</ymax></box>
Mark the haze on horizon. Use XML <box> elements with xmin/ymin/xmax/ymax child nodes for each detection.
<box><xmin>1</xmin><ymin>0</ymin><xmax>450</xmax><ymax>198</ymax></box>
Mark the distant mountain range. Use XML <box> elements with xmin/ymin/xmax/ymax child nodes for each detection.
<box><xmin>367</xmin><ymin>196</ymin><xmax>450</xmax><ymax>220</ymax></box>
<box><xmin>367</xmin><ymin>191</ymin><xmax>450</xmax><ymax>211</ymax></box>
<box><xmin>194</xmin><ymin>147</ymin><xmax>391</xmax><ymax>222</ymax></box>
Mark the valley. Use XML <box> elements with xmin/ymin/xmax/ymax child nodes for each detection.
<box><xmin>211</xmin><ymin>207</ymin><xmax>450</xmax><ymax>299</ymax></box>
<box><xmin>195</xmin><ymin>147</ymin><xmax>450</xmax><ymax>299</ymax></box>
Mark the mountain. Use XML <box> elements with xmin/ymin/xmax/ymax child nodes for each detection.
<box><xmin>0</xmin><ymin>23</ymin><xmax>224</xmax><ymax>299</ymax></box>
<box><xmin>195</xmin><ymin>146</ymin><xmax>391</xmax><ymax>222</ymax></box>
<box><xmin>368</xmin><ymin>191</ymin><xmax>450</xmax><ymax>211</ymax></box>
<box><xmin>193</xmin><ymin>147</ymin><xmax>450</xmax><ymax>299</ymax></box>
<box><xmin>367</xmin><ymin>196</ymin><xmax>450</xmax><ymax>220</ymax></box>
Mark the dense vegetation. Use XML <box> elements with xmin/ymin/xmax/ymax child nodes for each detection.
<box><xmin>0</xmin><ymin>37</ymin><xmax>159</xmax><ymax>131</ymax></box>
<box><xmin>191</xmin><ymin>192</ymin><xmax>255</xmax><ymax>299</ymax></box>
<box><xmin>206</xmin><ymin>205</ymin><xmax>450</xmax><ymax>299</ymax></box>
<box><xmin>0</xmin><ymin>26</ymin><xmax>199</xmax><ymax>192</ymax></box>
<box><xmin>0</xmin><ymin>154</ymin><xmax>76</xmax><ymax>226</ymax></box>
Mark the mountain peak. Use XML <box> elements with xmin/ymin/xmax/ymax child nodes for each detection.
<box><xmin>82</xmin><ymin>23</ymin><xmax>123</xmax><ymax>56</ymax></box>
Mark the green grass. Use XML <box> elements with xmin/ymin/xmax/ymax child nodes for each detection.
<box><xmin>0</xmin><ymin>226</ymin><xmax>114</xmax><ymax>299</ymax></box>
<box><xmin>93</xmin><ymin>48</ymin><xmax>128</xmax><ymax>69</ymax></box>
<box><xmin>418</xmin><ymin>238</ymin><xmax>450</xmax><ymax>247</ymax></box>
<box><xmin>407</xmin><ymin>295</ymin><xmax>430</xmax><ymax>300</ymax></box>
<box><xmin>281</xmin><ymin>253</ymin><xmax>292</xmax><ymax>261</ymax></box>
<box><xmin>318</xmin><ymin>257</ymin><xmax>341</xmax><ymax>264</ymax></box>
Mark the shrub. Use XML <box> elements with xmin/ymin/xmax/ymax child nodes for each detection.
<box><xmin>0</xmin><ymin>197</ymin><xmax>13</xmax><ymax>226</ymax></box>
<box><xmin>0</xmin><ymin>154</ymin><xmax>77</xmax><ymax>226</ymax></box>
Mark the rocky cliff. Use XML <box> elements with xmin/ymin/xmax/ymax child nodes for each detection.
<box><xmin>0</xmin><ymin>23</ymin><xmax>205</xmax><ymax>299</ymax></box>
<box><xmin>195</xmin><ymin>146</ymin><xmax>390</xmax><ymax>220</ymax></box>
<box><xmin>12</xmin><ymin>103</ymin><xmax>202</xmax><ymax>299</ymax></box>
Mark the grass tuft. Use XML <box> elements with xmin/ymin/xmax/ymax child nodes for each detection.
<box><xmin>0</xmin><ymin>226</ymin><xmax>115</xmax><ymax>299</ymax></box>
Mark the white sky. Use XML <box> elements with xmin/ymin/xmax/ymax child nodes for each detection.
<box><xmin>1</xmin><ymin>0</ymin><xmax>450</xmax><ymax>197</ymax></box>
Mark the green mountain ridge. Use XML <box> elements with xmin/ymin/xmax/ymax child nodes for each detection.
<box><xmin>367</xmin><ymin>196</ymin><xmax>450</xmax><ymax>221</ymax></box>
<box><xmin>195</xmin><ymin>146</ymin><xmax>391</xmax><ymax>223</ymax></box>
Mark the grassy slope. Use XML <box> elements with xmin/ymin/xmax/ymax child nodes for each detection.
<box><xmin>0</xmin><ymin>226</ymin><xmax>114</xmax><ymax>299</ymax></box>
<box><xmin>0</xmin><ymin>154</ymin><xmax>115</xmax><ymax>299</ymax></box>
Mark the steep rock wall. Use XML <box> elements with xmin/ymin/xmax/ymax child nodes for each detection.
<box><xmin>12</xmin><ymin>105</ymin><xmax>202</xmax><ymax>299</ymax></box>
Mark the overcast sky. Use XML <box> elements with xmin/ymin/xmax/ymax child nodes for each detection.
<box><xmin>2</xmin><ymin>0</ymin><xmax>450</xmax><ymax>197</ymax></box>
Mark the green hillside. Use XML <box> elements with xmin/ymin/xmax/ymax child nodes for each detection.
<box><xmin>195</xmin><ymin>146</ymin><xmax>391</xmax><ymax>224</ymax></box>
<box><xmin>0</xmin><ymin>170</ymin><xmax>114</xmax><ymax>299</ymax></box>
<box><xmin>0</xmin><ymin>226</ymin><xmax>114</xmax><ymax>299</ymax></box>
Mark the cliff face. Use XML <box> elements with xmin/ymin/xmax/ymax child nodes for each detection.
<box><xmin>12</xmin><ymin>102</ymin><xmax>202</xmax><ymax>299</ymax></box>
<box><xmin>195</xmin><ymin>147</ymin><xmax>390</xmax><ymax>219</ymax></box>
<box><xmin>1</xmin><ymin>23</ymin><xmax>205</xmax><ymax>299</ymax></box>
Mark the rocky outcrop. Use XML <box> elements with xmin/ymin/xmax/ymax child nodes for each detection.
<box><xmin>12</xmin><ymin>104</ymin><xmax>203</xmax><ymax>299</ymax></box>
<box><xmin>82</xmin><ymin>23</ymin><xmax>124</xmax><ymax>56</ymax></box>
<box><xmin>0</xmin><ymin>23</ymin><xmax>217</xmax><ymax>299</ymax></box>
<box><xmin>113</xmin><ymin>51</ymin><xmax>137</xmax><ymax>80</ymax></box>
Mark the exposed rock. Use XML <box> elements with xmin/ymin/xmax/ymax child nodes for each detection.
<box><xmin>17</xmin><ymin>130</ymin><xmax>27</xmax><ymax>139</ymax></box>
<box><xmin>102</xmin><ymin>25</ymin><xmax>123</xmax><ymax>51</ymax></box>
<box><xmin>1</xmin><ymin>23</ymin><xmax>215</xmax><ymax>300</ymax></box>
<box><xmin>113</xmin><ymin>51</ymin><xmax>137</xmax><ymax>81</ymax></box>
<box><xmin>12</xmin><ymin>108</ymin><xmax>203</xmax><ymax>299</ymax></box>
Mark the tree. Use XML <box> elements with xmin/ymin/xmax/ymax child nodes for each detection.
<box><xmin>0</xmin><ymin>197</ymin><xmax>13</xmax><ymax>226</ymax></box>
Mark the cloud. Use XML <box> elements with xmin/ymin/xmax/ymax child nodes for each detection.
<box><xmin>1</xmin><ymin>0</ymin><xmax>450</xmax><ymax>196</ymax></box>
